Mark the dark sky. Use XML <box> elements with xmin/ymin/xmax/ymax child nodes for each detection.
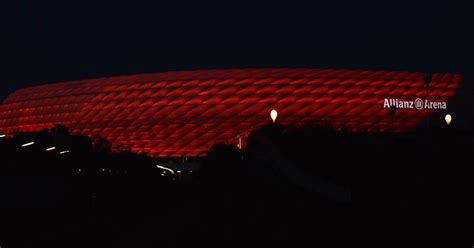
<box><xmin>1</xmin><ymin>1</ymin><xmax>473</xmax><ymax>102</ymax></box>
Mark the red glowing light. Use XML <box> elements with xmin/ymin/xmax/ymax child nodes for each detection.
<box><xmin>0</xmin><ymin>68</ymin><xmax>460</xmax><ymax>157</ymax></box>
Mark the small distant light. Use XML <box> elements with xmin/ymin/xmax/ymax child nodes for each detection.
<box><xmin>78</xmin><ymin>169</ymin><xmax>81</xmax><ymax>172</ymax></box>
<box><xmin>21</xmin><ymin>142</ymin><xmax>35</xmax><ymax>147</ymax></box>
<box><xmin>59</xmin><ymin>150</ymin><xmax>69</xmax><ymax>154</ymax></box>
<box><xmin>177</xmin><ymin>170</ymin><xmax>181</xmax><ymax>173</ymax></box>
<box><xmin>445</xmin><ymin>114</ymin><xmax>452</xmax><ymax>125</ymax></box>
<box><xmin>45</xmin><ymin>147</ymin><xmax>56</xmax><ymax>151</ymax></box>
<box><xmin>161</xmin><ymin>173</ymin><xmax>165</xmax><ymax>176</ymax></box>
<box><xmin>0</xmin><ymin>134</ymin><xmax>6</xmax><ymax>138</ymax></box>
<box><xmin>102</xmin><ymin>168</ymin><xmax>105</xmax><ymax>172</ymax></box>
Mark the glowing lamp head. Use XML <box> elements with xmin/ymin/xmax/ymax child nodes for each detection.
<box><xmin>270</xmin><ymin>109</ymin><xmax>278</xmax><ymax>123</ymax></box>
<box><xmin>445</xmin><ymin>114</ymin><xmax>452</xmax><ymax>125</ymax></box>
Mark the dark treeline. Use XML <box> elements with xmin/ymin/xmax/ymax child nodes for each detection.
<box><xmin>0</xmin><ymin>124</ymin><xmax>472</xmax><ymax>247</ymax></box>
<box><xmin>197</xmin><ymin>123</ymin><xmax>473</xmax><ymax>247</ymax></box>
<box><xmin>0</xmin><ymin>130</ymin><xmax>177</xmax><ymax>212</ymax></box>
<box><xmin>201</xmin><ymin>123</ymin><xmax>472</xmax><ymax>207</ymax></box>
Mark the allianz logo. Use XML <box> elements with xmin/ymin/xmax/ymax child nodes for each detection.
<box><xmin>383</xmin><ymin>98</ymin><xmax>447</xmax><ymax>110</ymax></box>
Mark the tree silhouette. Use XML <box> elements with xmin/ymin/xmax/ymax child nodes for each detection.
<box><xmin>199</xmin><ymin>143</ymin><xmax>242</xmax><ymax>188</ymax></box>
<box><xmin>91</xmin><ymin>135</ymin><xmax>112</xmax><ymax>154</ymax></box>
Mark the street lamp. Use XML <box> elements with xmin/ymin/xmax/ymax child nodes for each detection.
<box><xmin>423</xmin><ymin>72</ymin><xmax>432</xmax><ymax>95</ymax></box>
<box><xmin>270</xmin><ymin>109</ymin><xmax>278</xmax><ymax>123</ymax></box>
<box><xmin>445</xmin><ymin>114</ymin><xmax>452</xmax><ymax>126</ymax></box>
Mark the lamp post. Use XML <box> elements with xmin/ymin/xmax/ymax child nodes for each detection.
<box><xmin>423</xmin><ymin>72</ymin><xmax>432</xmax><ymax>130</ymax></box>
<box><xmin>423</xmin><ymin>72</ymin><xmax>432</xmax><ymax>97</ymax></box>
<box><xmin>270</xmin><ymin>109</ymin><xmax>278</xmax><ymax>123</ymax></box>
<box><xmin>445</xmin><ymin>114</ymin><xmax>452</xmax><ymax>126</ymax></box>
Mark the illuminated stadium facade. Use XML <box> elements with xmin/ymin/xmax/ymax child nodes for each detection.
<box><xmin>0</xmin><ymin>69</ymin><xmax>460</xmax><ymax>157</ymax></box>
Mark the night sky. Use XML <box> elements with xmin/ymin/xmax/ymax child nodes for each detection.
<box><xmin>1</xmin><ymin>1</ymin><xmax>473</xmax><ymax>114</ymax></box>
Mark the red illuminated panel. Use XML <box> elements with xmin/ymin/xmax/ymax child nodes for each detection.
<box><xmin>0</xmin><ymin>69</ymin><xmax>460</xmax><ymax>157</ymax></box>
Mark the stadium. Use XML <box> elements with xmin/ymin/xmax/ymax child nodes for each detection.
<box><xmin>0</xmin><ymin>68</ymin><xmax>460</xmax><ymax>157</ymax></box>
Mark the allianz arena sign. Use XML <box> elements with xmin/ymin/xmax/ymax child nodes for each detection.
<box><xmin>383</xmin><ymin>98</ymin><xmax>447</xmax><ymax>110</ymax></box>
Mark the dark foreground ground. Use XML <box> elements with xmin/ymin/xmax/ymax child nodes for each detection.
<box><xmin>0</xmin><ymin>172</ymin><xmax>471</xmax><ymax>248</ymax></box>
<box><xmin>0</xmin><ymin>125</ymin><xmax>472</xmax><ymax>247</ymax></box>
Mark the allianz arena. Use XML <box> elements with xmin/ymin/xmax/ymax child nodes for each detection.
<box><xmin>0</xmin><ymin>69</ymin><xmax>460</xmax><ymax>157</ymax></box>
